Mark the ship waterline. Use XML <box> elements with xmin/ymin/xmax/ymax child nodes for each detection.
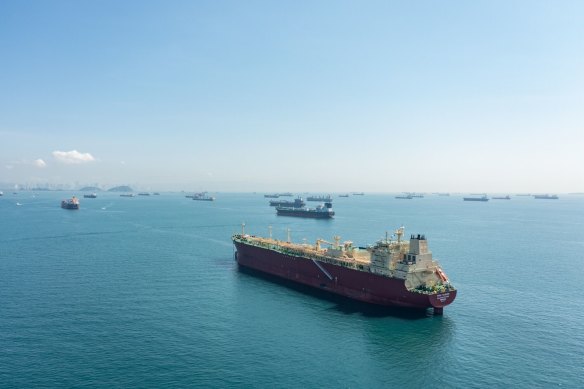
<box><xmin>233</xmin><ymin>227</ymin><xmax>456</xmax><ymax>314</ymax></box>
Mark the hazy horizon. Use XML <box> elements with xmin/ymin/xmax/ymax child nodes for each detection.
<box><xmin>2</xmin><ymin>1</ymin><xmax>583</xmax><ymax>193</ymax></box>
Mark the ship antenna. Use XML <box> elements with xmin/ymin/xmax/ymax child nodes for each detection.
<box><xmin>241</xmin><ymin>222</ymin><xmax>245</xmax><ymax>235</ymax></box>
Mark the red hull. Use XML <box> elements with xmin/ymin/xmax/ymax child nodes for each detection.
<box><xmin>234</xmin><ymin>242</ymin><xmax>456</xmax><ymax>311</ymax></box>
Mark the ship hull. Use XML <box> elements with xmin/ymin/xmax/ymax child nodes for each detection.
<box><xmin>234</xmin><ymin>242</ymin><xmax>456</xmax><ymax>311</ymax></box>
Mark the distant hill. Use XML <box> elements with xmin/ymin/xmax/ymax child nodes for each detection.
<box><xmin>108</xmin><ymin>186</ymin><xmax>133</xmax><ymax>192</ymax></box>
<box><xmin>80</xmin><ymin>186</ymin><xmax>102</xmax><ymax>191</ymax></box>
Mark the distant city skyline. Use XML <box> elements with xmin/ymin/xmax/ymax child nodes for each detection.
<box><xmin>1</xmin><ymin>1</ymin><xmax>583</xmax><ymax>193</ymax></box>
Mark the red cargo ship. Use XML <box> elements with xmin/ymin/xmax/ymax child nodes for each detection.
<box><xmin>233</xmin><ymin>227</ymin><xmax>456</xmax><ymax>314</ymax></box>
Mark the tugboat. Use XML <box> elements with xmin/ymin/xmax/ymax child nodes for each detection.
<box><xmin>276</xmin><ymin>202</ymin><xmax>334</xmax><ymax>218</ymax></box>
<box><xmin>61</xmin><ymin>196</ymin><xmax>80</xmax><ymax>210</ymax></box>
<box><xmin>232</xmin><ymin>226</ymin><xmax>456</xmax><ymax>314</ymax></box>
<box><xmin>269</xmin><ymin>197</ymin><xmax>305</xmax><ymax>207</ymax></box>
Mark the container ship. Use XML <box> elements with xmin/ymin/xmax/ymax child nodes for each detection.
<box><xmin>269</xmin><ymin>197</ymin><xmax>305</xmax><ymax>207</ymax></box>
<box><xmin>233</xmin><ymin>226</ymin><xmax>456</xmax><ymax>314</ymax></box>
<box><xmin>276</xmin><ymin>202</ymin><xmax>334</xmax><ymax>218</ymax></box>
<box><xmin>61</xmin><ymin>196</ymin><xmax>80</xmax><ymax>210</ymax></box>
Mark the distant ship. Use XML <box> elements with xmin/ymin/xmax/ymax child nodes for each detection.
<box><xmin>534</xmin><ymin>194</ymin><xmax>559</xmax><ymax>200</ymax></box>
<box><xmin>407</xmin><ymin>193</ymin><xmax>424</xmax><ymax>198</ymax></box>
<box><xmin>83</xmin><ymin>193</ymin><xmax>97</xmax><ymax>199</ymax></box>
<box><xmin>120</xmin><ymin>193</ymin><xmax>135</xmax><ymax>197</ymax></box>
<box><xmin>153</xmin><ymin>192</ymin><xmax>160</xmax><ymax>195</ymax></box>
<box><xmin>264</xmin><ymin>194</ymin><xmax>280</xmax><ymax>198</ymax></box>
<box><xmin>516</xmin><ymin>194</ymin><xmax>532</xmax><ymax>196</ymax></box>
<box><xmin>138</xmin><ymin>192</ymin><xmax>150</xmax><ymax>196</ymax></box>
<box><xmin>232</xmin><ymin>226</ymin><xmax>456</xmax><ymax>314</ymax></box>
<box><xmin>307</xmin><ymin>195</ymin><xmax>333</xmax><ymax>202</ymax></box>
<box><xmin>193</xmin><ymin>192</ymin><xmax>215</xmax><ymax>201</ymax></box>
<box><xmin>269</xmin><ymin>197</ymin><xmax>305</xmax><ymax>207</ymax></box>
<box><xmin>61</xmin><ymin>196</ymin><xmax>80</xmax><ymax>210</ymax></box>
<box><xmin>277</xmin><ymin>192</ymin><xmax>293</xmax><ymax>197</ymax></box>
<box><xmin>352</xmin><ymin>192</ymin><xmax>365</xmax><ymax>196</ymax></box>
<box><xmin>395</xmin><ymin>195</ymin><xmax>413</xmax><ymax>199</ymax></box>
<box><xmin>492</xmin><ymin>195</ymin><xmax>511</xmax><ymax>200</ymax></box>
<box><xmin>0</xmin><ymin>191</ymin><xmax>3</xmax><ymax>196</ymax></box>
<box><xmin>463</xmin><ymin>196</ymin><xmax>489</xmax><ymax>202</ymax></box>
<box><xmin>338</xmin><ymin>194</ymin><xmax>349</xmax><ymax>198</ymax></box>
<box><xmin>276</xmin><ymin>202</ymin><xmax>334</xmax><ymax>218</ymax></box>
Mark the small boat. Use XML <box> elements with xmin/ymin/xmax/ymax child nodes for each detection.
<box><xmin>61</xmin><ymin>196</ymin><xmax>80</xmax><ymax>210</ymax></box>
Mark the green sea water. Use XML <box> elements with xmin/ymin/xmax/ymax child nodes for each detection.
<box><xmin>1</xmin><ymin>192</ymin><xmax>583</xmax><ymax>388</ymax></box>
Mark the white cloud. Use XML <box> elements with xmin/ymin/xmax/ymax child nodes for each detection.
<box><xmin>52</xmin><ymin>150</ymin><xmax>96</xmax><ymax>164</ymax></box>
<box><xmin>33</xmin><ymin>159</ymin><xmax>47</xmax><ymax>168</ymax></box>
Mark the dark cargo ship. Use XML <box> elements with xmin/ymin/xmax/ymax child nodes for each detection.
<box><xmin>534</xmin><ymin>194</ymin><xmax>558</xmax><ymax>200</ymax></box>
<box><xmin>276</xmin><ymin>202</ymin><xmax>334</xmax><ymax>218</ymax></box>
<box><xmin>61</xmin><ymin>196</ymin><xmax>80</xmax><ymax>210</ymax></box>
<box><xmin>307</xmin><ymin>195</ymin><xmax>333</xmax><ymax>202</ymax></box>
<box><xmin>463</xmin><ymin>196</ymin><xmax>489</xmax><ymax>202</ymax></box>
<box><xmin>269</xmin><ymin>197</ymin><xmax>305</xmax><ymax>207</ymax></box>
<box><xmin>233</xmin><ymin>226</ymin><xmax>456</xmax><ymax>314</ymax></box>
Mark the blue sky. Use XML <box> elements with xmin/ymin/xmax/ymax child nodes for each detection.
<box><xmin>1</xmin><ymin>0</ymin><xmax>582</xmax><ymax>192</ymax></box>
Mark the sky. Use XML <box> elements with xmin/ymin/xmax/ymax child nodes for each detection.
<box><xmin>1</xmin><ymin>0</ymin><xmax>583</xmax><ymax>192</ymax></box>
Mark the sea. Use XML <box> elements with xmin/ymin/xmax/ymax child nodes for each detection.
<box><xmin>1</xmin><ymin>192</ymin><xmax>583</xmax><ymax>388</ymax></box>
